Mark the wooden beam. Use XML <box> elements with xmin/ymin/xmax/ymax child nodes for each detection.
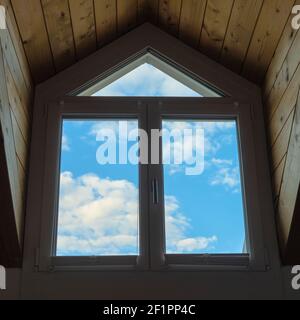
<box><xmin>277</xmin><ymin>89</ymin><xmax>300</xmax><ymax>264</ymax></box>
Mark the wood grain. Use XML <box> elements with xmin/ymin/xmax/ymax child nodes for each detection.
<box><xmin>242</xmin><ymin>0</ymin><xmax>294</xmax><ymax>83</ymax></box>
<box><xmin>179</xmin><ymin>0</ymin><xmax>206</xmax><ymax>47</ymax></box>
<box><xmin>11</xmin><ymin>0</ymin><xmax>55</xmax><ymax>82</ymax></box>
<box><xmin>138</xmin><ymin>0</ymin><xmax>159</xmax><ymax>23</ymax></box>
<box><xmin>69</xmin><ymin>0</ymin><xmax>97</xmax><ymax>59</ymax></box>
<box><xmin>94</xmin><ymin>0</ymin><xmax>117</xmax><ymax>46</ymax></box>
<box><xmin>159</xmin><ymin>0</ymin><xmax>182</xmax><ymax>36</ymax></box>
<box><xmin>263</xmin><ymin>0</ymin><xmax>300</xmax><ymax>100</ymax></box>
<box><xmin>117</xmin><ymin>0</ymin><xmax>138</xmax><ymax>35</ymax></box>
<box><xmin>277</xmin><ymin>91</ymin><xmax>300</xmax><ymax>261</ymax></box>
<box><xmin>199</xmin><ymin>0</ymin><xmax>234</xmax><ymax>60</ymax></box>
<box><xmin>220</xmin><ymin>0</ymin><xmax>263</xmax><ymax>73</ymax></box>
<box><xmin>41</xmin><ymin>0</ymin><xmax>76</xmax><ymax>71</ymax></box>
<box><xmin>270</xmin><ymin>109</ymin><xmax>294</xmax><ymax>172</ymax></box>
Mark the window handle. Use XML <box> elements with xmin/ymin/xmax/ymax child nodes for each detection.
<box><xmin>152</xmin><ymin>178</ymin><xmax>159</xmax><ymax>205</ymax></box>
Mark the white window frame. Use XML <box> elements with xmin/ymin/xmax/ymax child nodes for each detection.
<box><xmin>37</xmin><ymin>96</ymin><xmax>266</xmax><ymax>272</ymax></box>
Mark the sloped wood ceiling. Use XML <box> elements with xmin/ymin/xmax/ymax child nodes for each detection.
<box><xmin>10</xmin><ymin>0</ymin><xmax>295</xmax><ymax>84</ymax></box>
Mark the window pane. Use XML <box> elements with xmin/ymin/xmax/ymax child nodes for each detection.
<box><xmin>92</xmin><ymin>64</ymin><xmax>201</xmax><ymax>97</ymax></box>
<box><xmin>56</xmin><ymin>120</ymin><xmax>139</xmax><ymax>256</ymax></box>
<box><xmin>162</xmin><ymin>120</ymin><xmax>246</xmax><ymax>255</ymax></box>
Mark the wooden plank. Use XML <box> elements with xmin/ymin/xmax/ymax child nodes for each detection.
<box><xmin>11</xmin><ymin>109</ymin><xmax>27</xmax><ymax>169</ymax></box>
<box><xmin>220</xmin><ymin>0</ymin><xmax>263</xmax><ymax>73</ymax></box>
<box><xmin>4</xmin><ymin>59</ymin><xmax>30</xmax><ymax>141</ymax></box>
<box><xmin>283</xmin><ymin>187</ymin><xmax>300</xmax><ymax>264</ymax></box>
<box><xmin>266</xmin><ymin>63</ymin><xmax>300</xmax><ymax>122</ymax></box>
<box><xmin>158</xmin><ymin>0</ymin><xmax>182</xmax><ymax>36</ymax></box>
<box><xmin>263</xmin><ymin>0</ymin><xmax>300</xmax><ymax>101</ymax></box>
<box><xmin>0</xmin><ymin>129</ymin><xmax>22</xmax><ymax>267</ymax></box>
<box><xmin>242</xmin><ymin>0</ymin><xmax>294</xmax><ymax>84</ymax></box>
<box><xmin>94</xmin><ymin>0</ymin><xmax>117</xmax><ymax>47</ymax></box>
<box><xmin>41</xmin><ymin>0</ymin><xmax>76</xmax><ymax>72</ymax></box>
<box><xmin>272</xmin><ymin>154</ymin><xmax>286</xmax><ymax>201</ymax></box>
<box><xmin>11</xmin><ymin>0</ymin><xmax>55</xmax><ymax>83</ymax></box>
<box><xmin>117</xmin><ymin>0</ymin><xmax>138</xmax><ymax>35</ymax></box>
<box><xmin>0</xmin><ymin>7</ymin><xmax>33</xmax><ymax>110</ymax></box>
<box><xmin>199</xmin><ymin>0</ymin><xmax>234</xmax><ymax>60</ymax></box>
<box><xmin>179</xmin><ymin>0</ymin><xmax>206</xmax><ymax>47</ymax></box>
<box><xmin>0</xmin><ymin>0</ymin><xmax>32</xmax><ymax>91</ymax></box>
<box><xmin>0</xmin><ymin>28</ymin><xmax>31</xmax><ymax>112</ymax></box>
<box><xmin>0</xmin><ymin>1</ymin><xmax>32</xmax><ymax>106</ymax></box>
<box><xmin>268</xmin><ymin>70</ymin><xmax>300</xmax><ymax>146</ymax></box>
<box><xmin>264</xmin><ymin>31</ymin><xmax>300</xmax><ymax>118</ymax></box>
<box><xmin>270</xmin><ymin>108</ymin><xmax>294</xmax><ymax>172</ymax></box>
<box><xmin>138</xmin><ymin>0</ymin><xmax>159</xmax><ymax>23</ymax></box>
<box><xmin>277</xmin><ymin>90</ymin><xmax>300</xmax><ymax>264</ymax></box>
<box><xmin>0</xmin><ymin>43</ymin><xmax>22</xmax><ymax>266</ymax></box>
<box><xmin>69</xmin><ymin>0</ymin><xmax>97</xmax><ymax>60</ymax></box>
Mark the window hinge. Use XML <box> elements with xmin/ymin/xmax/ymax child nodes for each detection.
<box><xmin>34</xmin><ymin>248</ymin><xmax>40</xmax><ymax>271</ymax></box>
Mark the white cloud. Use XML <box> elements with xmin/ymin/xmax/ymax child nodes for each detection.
<box><xmin>211</xmin><ymin>158</ymin><xmax>233</xmax><ymax>166</ymax></box>
<box><xmin>57</xmin><ymin>172</ymin><xmax>217</xmax><ymax>255</ymax></box>
<box><xmin>210</xmin><ymin>167</ymin><xmax>241</xmax><ymax>190</ymax></box>
<box><xmin>176</xmin><ymin>236</ymin><xmax>218</xmax><ymax>252</ymax></box>
<box><xmin>62</xmin><ymin>135</ymin><xmax>70</xmax><ymax>151</ymax></box>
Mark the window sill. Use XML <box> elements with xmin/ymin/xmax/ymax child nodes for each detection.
<box><xmin>37</xmin><ymin>254</ymin><xmax>267</xmax><ymax>273</ymax></box>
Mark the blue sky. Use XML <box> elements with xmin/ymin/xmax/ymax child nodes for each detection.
<box><xmin>56</xmin><ymin>63</ymin><xmax>246</xmax><ymax>256</ymax></box>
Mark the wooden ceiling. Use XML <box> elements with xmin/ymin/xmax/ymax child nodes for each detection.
<box><xmin>10</xmin><ymin>0</ymin><xmax>295</xmax><ymax>84</ymax></box>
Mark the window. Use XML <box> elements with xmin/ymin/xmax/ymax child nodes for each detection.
<box><xmin>37</xmin><ymin>43</ymin><xmax>266</xmax><ymax>272</ymax></box>
<box><xmin>78</xmin><ymin>53</ymin><xmax>221</xmax><ymax>98</ymax></box>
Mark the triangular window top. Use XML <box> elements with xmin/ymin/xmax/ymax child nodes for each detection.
<box><xmin>79</xmin><ymin>53</ymin><xmax>222</xmax><ymax>97</ymax></box>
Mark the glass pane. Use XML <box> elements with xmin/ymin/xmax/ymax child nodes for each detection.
<box><xmin>56</xmin><ymin>120</ymin><xmax>139</xmax><ymax>256</ymax></box>
<box><xmin>92</xmin><ymin>64</ymin><xmax>201</xmax><ymax>97</ymax></box>
<box><xmin>162</xmin><ymin>120</ymin><xmax>246</xmax><ymax>255</ymax></box>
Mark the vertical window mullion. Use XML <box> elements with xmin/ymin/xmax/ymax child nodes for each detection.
<box><xmin>137</xmin><ymin>102</ymin><xmax>150</xmax><ymax>270</ymax></box>
<box><xmin>148</xmin><ymin>101</ymin><xmax>167</xmax><ymax>270</ymax></box>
